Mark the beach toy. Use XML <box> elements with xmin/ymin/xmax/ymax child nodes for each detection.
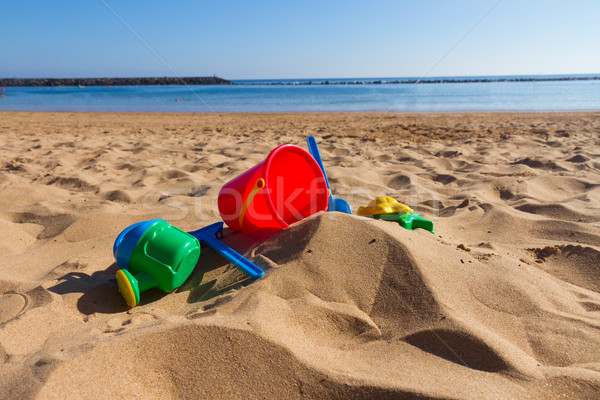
<box><xmin>113</xmin><ymin>220</ymin><xmax>263</xmax><ymax>307</ymax></box>
<box><xmin>307</xmin><ymin>136</ymin><xmax>352</xmax><ymax>214</ymax></box>
<box><xmin>113</xmin><ymin>219</ymin><xmax>201</xmax><ymax>307</ymax></box>
<box><xmin>218</xmin><ymin>144</ymin><xmax>329</xmax><ymax>232</ymax></box>
<box><xmin>188</xmin><ymin>222</ymin><xmax>264</xmax><ymax>280</ymax></box>
<box><xmin>358</xmin><ymin>196</ymin><xmax>434</xmax><ymax>233</ymax></box>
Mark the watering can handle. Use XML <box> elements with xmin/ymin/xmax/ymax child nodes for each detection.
<box><xmin>238</xmin><ymin>178</ymin><xmax>265</xmax><ymax>229</ymax></box>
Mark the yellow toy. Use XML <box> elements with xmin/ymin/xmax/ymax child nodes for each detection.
<box><xmin>358</xmin><ymin>196</ymin><xmax>434</xmax><ymax>233</ymax></box>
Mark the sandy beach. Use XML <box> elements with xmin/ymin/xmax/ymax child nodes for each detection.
<box><xmin>1</xmin><ymin>111</ymin><xmax>600</xmax><ymax>399</ymax></box>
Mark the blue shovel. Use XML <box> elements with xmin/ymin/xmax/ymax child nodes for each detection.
<box><xmin>307</xmin><ymin>136</ymin><xmax>352</xmax><ymax>214</ymax></box>
<box><xmin>188</xmin><ymin>222</ymin><xmax>264</xmax><ymax>280</ymax></box>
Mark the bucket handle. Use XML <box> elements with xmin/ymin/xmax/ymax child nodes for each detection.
<box><xmin>238</xmin><ymin>178</ymin><xmax>265</xmax><ymax>229</ymax></box>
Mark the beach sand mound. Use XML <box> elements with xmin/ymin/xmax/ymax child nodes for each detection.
<box><xmin>1</xmin><ymin>112</ymin><xmax>600</xmax><ymax>399</ymax></box>
<box><xmin>25</xmin><ymin>213</ymin><xmax>600</xmax><ymax>399</ymax></box>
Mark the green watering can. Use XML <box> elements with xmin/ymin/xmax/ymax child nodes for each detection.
<box><xmin>113</xmin><ymin>220</ymin><xmax>263</xmax><ymax>307</ymax></box>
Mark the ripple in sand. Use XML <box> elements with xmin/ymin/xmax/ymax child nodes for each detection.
<box><xmin>388</xmin><ymin>174</ymin><xmax>411</xmax><ymax>189</ymax></box>
<box><xmin>158</xmin><ymin>169</ymin><xmax>189</xmax><ymax>181</ymax></box>
<box><xmin>432</xmin><ymin>174</ymin><xmax>457</xmax><ymax>185</ymax></box>
<box><xmin>12</xmin><ymin>211</ymin><xmax>77</xmax><ymax>239</ymax></box>
<box><xmin>103</xmin><ymin>190</ymin><xmax>132</xmax><ymax>203</ymax></box>
<box><xmin>0</xmin><ymin>293</ymin><xmax>27</xmax><ymax>325</ymax></box>
<box><xmin>45</xmin><ymin>176</ymin><xmax>98</xmax><ymax>192</ymax></box>
<box><xmin>403</xmin><ymin>329</ymin><xmax>511</xmax><ymax>372</ymax></box>
<box><xmin>515</xmin><ymin>202</ymin><xmax>599</xmax><ymax>223</ymax></box>
<box><xmin>513</xmin><ymin>157</ymin><xmax>567</xmax><ymax>171</ymax></box>
<box><xmin>565</xmin><ymin>154</ymin><xmax>589</xmax><ymax>163</ymax></box>
<box><xmin>529</xmin><ymin>244</ymin><xmax>600</xmax><ymax>293</ymax></box>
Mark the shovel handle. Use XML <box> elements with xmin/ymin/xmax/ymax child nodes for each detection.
<box><xmin>188</xmin><ymin>225</ymin><xmax>265</xmax><ymax>280</ymax></box>
<box><xmin>307</xmin><ymin>136</ymin><xmax>331</xmax><ymax>191</ymax></box>
<box><xmin>200</xmin><ymin>234</ymin><xmax>264</xmax><ymax>280</ymax></box>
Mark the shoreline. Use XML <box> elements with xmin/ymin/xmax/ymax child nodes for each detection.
<box><xmin>2</xmin><ymin>110</ymin><xmax>599</xmax><ymax>142</ymax></box>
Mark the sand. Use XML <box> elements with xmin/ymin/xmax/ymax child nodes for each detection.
<box><xmin>1</xmin><ymin>111</ymin><xmax>599</xmax><ymax>399</ymax></box>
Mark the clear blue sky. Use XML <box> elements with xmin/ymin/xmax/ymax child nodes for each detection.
<box><xmin>1</xmin><ymin>0</ymin><xmax>599</xmax><ymax>79</ymax></box>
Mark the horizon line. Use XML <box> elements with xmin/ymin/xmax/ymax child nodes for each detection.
<box><xmin>3</xmin><ymin>72</ymin><xmax>600</xmax><ymax>81</ymax></box>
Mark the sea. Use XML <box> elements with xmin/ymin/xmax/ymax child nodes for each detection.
<box><xmin>1</xmin><ymin>74</ymin><xmax>599</xmax><ymax>113</ymax></box>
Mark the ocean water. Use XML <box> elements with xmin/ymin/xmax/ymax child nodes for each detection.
<box><xmin>1</xmin><ymin>75</ymin><xmax>599</xmax><ymax>113</ymax></box>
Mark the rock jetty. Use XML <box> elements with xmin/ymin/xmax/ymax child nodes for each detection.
<box><xmin>246</xmin><ymin>76</ymin><xmax>600</xmax><ymax>85</ymax></box>
<box><xmin>0</xmin><ymin>77</ymin><xmax>232</xmax><ymax>87</ymax></box>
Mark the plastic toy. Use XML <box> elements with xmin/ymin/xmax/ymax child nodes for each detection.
<box><xmin>188</xmin><ymin>222</ymin><xmax>264</xmax><ymax>280</ymax></box>
<box><xmin>218</xmin><ymin>144</ymin><xmax>329</xmax><ymax>232</ymax></box>
<box><xmin>113</xmin><ymin>220</ymin><xmax>263</xmax><ymax>307</ymax></box>
<box><xmin>113</xmin><ymin>141</ymin><xmax>355</xmax><ymax>307</ymax></box>
<box><xmin>307</xmin><ymin>136</ymin><xmax>352</xmax><ymax>214</ymax></box>
<box><xmin>357</xmin><ymin>196</ymin><xmax>434</xmax><ymax>233</ymax></box>
<box><xmin>113</xmin><ymin>219</ymin><xmax>200</xmax><ymax>307</ymax></box>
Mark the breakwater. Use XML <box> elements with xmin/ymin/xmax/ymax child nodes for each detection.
<box><xmin>240</xmin><ymin>76</ymin><xmax>600</xmax><ymax>85</ymax></box>
<box><xmin>0</xmin><ymin>76</ymin><xmax>232</xmax><ymax>87</ymax></box>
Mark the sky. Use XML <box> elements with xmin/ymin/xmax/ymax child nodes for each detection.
<box><xmin>1</xmin><ymin>0</ymin><xmax>599</xmax><ymax>80</ymax></box>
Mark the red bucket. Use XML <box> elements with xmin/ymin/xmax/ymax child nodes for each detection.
<box><xmin>218</xmin><ymin>144</ymin><xmax>329</xmax><ymax>232</ymax></box>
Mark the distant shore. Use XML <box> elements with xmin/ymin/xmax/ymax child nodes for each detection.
<box><xmin>1</xmin><ymin>75</ymin><xmax>599</xmax><ymax>87</ymax></box>
<box><xmin>0</xmin><ymin>76</ymin><xmax>232</xmax><ymax>87</ymax></box>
